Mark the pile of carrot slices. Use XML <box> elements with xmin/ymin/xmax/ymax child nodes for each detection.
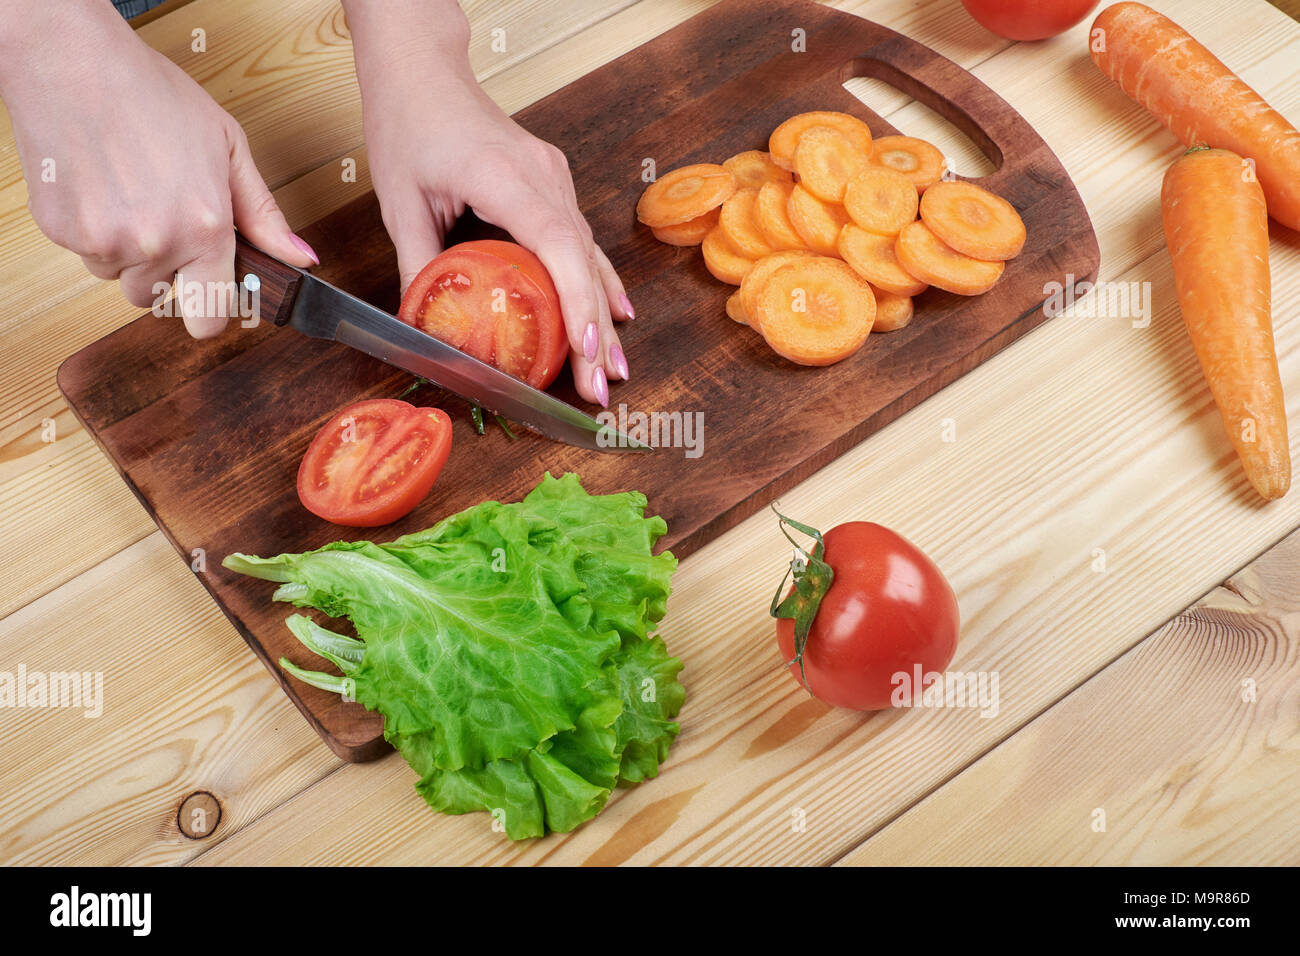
<box><xmin>636</xmin><ymin>111</ymin><xmax>1027</xmax><ymax>366</ymax></box>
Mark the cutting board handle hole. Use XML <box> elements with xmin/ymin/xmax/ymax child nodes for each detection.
<box><xmin>842</xmin><ymin>64</ymin><xmax>999</xmax><ymax>181</ymax></box>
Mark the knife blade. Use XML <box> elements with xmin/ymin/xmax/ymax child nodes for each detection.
<box><xmin>232</xmin><ymin>235</ymin><xmax>649</xmax><ymax>453</ymax></box>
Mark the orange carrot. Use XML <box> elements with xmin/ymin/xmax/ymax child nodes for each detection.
<box><xmin>753</xmin><ymin>259</ymin><xmax>876</xmax><ymax>366</ymax></box>
<box><xmin>787</xmin><ymin>185</ymin><xmax>850</xmax><ymax>256</ymax></box>
<box><xmin>740</xmin><ymin>250</ymin><xmax>819</xmax><ymax>330</ymax></box>
<box><xmin>844</xmin><ymin>166</ymin><xmax>919</xmax><ymax>236</ymax></box>
<box><xmin>636</xmin><ymin>164</ymin><xmax>735</xmax><ymax>227</ymax></box>
<box><xmin>868</xmin><ymin>135</ymin><xmax>947</xmax><ymax>193</ymax></box>
<box><xmin>895</xmin><ymin>221</ymin><xmax>1004</xmax><ymax>295</ymax></box>
<box><xmin>725</xmin><ymin>290</ymin><xmax>750</xmax><ymax>325</ymax></box>
<box><xmin>719</xmin><ymin>188</ymin><xmax>777</xmax><ymax>259</ymax></box>
<box><xmin>793</xmin><ymin>127</ymin><xmax>870</xmax><ymax>203</ymax></box>
<box><xmin>756</xmin><ymin>181</ymin><xmax>809</xmax><ymax>251</ymax></box>
<box><xmin>1091</xmin><ymin>2</ymin><xmax>1300</xmax><ymax>230</ymax></box>
<box><xmin>1162</xmin><ymin>146</ymin><xmax>1288</xmax><ymax>499</ymax></box>
<box><xmin>869</xmin><ymin>286</ymin><xmax>914</xmax><ymax>332</ymax></box>
<box><xmin>702</xmin><ymin>225</ymin><xmax>755</xmax><ymax>285</ymax></box>
<box><xmin>769</xmin><ymin>111</ymin><xmax>874</xmax><ymax>171</ymax></box>
<box><xmin>651</xmin><ymin>207</ymin><xmax>719</xmax><ymax>246</ymax></box>
<box><xmin>837</xmin><ymin>224</ymin><xmax>927</xmax><ymax>297</ymax></box>
<box><xmin>920</xmin><ymin>181</ymin><xmax>1025</xmax><ymax>261</ymax></box>
<box><xmin>723</xmin><ymin>150</ymin><xmax>793</xmax><ymax>191</ymax></box>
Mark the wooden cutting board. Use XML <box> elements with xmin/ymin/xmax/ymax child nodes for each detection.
<box><xmin>57</xmin><ymin>0</ymin><xmax>1098</xmax><ymax>761</ymax></box>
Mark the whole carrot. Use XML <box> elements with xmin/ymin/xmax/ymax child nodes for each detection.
<box><xmin>1161</xmin><ymin>147</ymin><xmax>1288</xmax><ymax>500</ymax></box>
<box><xmin>1092</xmin><ymin>2</ymin><xmax>1300</xmax><ymax>231</ymax></box>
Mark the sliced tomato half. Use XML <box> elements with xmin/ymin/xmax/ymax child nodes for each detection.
<box><xmin>397</xmin><ymin>239</ymin><xmax>569</xmax><ymax>389</ymax></box>
<box><xmin>296</xmin><ymin>398</ymin><xmax>453</xmax><ymax>527</ymax></box>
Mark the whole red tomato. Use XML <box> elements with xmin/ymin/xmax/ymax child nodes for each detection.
<box><xmin>961</xmin><ymin>0</ymin><xmax>1099</xmax><ymax>41</ymax></box>
<box><xmin>773</xmin><ymin>517</ymin><xmax>960</xmax><ymax>711</ymax></box>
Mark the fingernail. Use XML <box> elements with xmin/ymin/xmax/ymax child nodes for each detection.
<box><xmin>583</xmin><ymin>322</ymin><xmax>598</xmax><ymax>363</ymax></box>
<box><xmin>592</xmin><ymin>367</ymin><xmax>609</xmax><ymax>407</ymax></box>
<box><xmin>290</xmin><ymin>233</ymin><xmax>319</xmax><ymax>266</ymax></box>
<box><xmin>619</xmin><ymin>294</ymin><xmax>635</xmax><ymax>320</ymax></box>
<box><xmin>610</xmin><ymin>344</ymin><xmax>629</xmax><ymax>381</ymax></box>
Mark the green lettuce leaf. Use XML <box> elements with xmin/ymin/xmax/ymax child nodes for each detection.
<box><xmin>225</xmin><ymin>473</ymin><xmax>684</xmax><ymax>839</ymax></box>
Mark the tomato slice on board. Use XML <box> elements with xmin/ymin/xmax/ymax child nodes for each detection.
<box><xmin>397</xmin><ymin>240</ymin><xmax>569</xmax><ymax>389</ymax></box>
<box><xmin>296</xmin><ymin>399</ymin><xmax>453</xmax><ymax>527</ymax></box>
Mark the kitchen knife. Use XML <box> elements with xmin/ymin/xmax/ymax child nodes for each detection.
<box><xmin>231</xmin><ymin>235</ymin><xmax>649</xmax><ymax>453</ymax></box>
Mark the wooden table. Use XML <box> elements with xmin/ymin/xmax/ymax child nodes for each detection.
<box><xmin>1</xmin><ymin>0</ymin><xmax>1297</xmax><ymax>866</ymax></box>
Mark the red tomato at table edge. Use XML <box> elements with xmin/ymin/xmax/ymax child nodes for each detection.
<box><xmin>960</xmin><ymin>0</ymin><xmax>1100</xmax><ymax>41</ymax></box>
<box><xmin>398</xmin><ymin>239</ymin><xmax>569</xmax><ymax>390</ymax></box>
<box><xmin>296</xmin><ymin>398</ymin><xmax>453</xmax><ymax>527</ymax></box>
<box><xmin>774</xmin><ymin>518</ymin><xmax>961</xmax><ymax>712</ymax></box>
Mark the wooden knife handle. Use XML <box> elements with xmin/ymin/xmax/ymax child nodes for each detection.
<box><xmin>233</xmin><ymin>234</ymin><xmax>305</xmax><ymax>327</ymax></box>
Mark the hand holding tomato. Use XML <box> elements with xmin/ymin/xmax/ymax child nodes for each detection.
<box><xmin>344</xmin><ymin>0</ymin><xmax>632</xmax><ymax>406</ymax></box>
<box><xmin>771</xmin><ymin>513</ymin><xmax>960</xmax><ymax>711</ymax></box>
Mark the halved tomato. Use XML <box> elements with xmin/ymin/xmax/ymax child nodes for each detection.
<box><xmin>296</xmin><ymin>399</ymin><xmax>453</xmax><ymax>527</ymax></box>
<box><xmin>397</xmin><ymin>240</ymin><xmax>569</xmax><ymax>389</ymax></box>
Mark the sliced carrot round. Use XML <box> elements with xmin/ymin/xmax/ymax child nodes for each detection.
<box><xmin>756</xmin><ymin>181</ymin><xmax>808</xmax><ymax>251</ymax></box>
<box><xmin>725</xmin><ymin>291</ymin><xmax>750</xmax><ymax>325</ymax></box>
<box><xmin>793</xmin><ymin>127</ymin><xmax>870</xmax><ymax>203</ymax></box>
<box><xmin>895</xmin><ymin>220</ymin><xmax>1004</xmax><ymax>295</ymax></box>
<box><xmin>769</xmin><ymin>111</ymin><xmax>874</xmax><ymax>171</ymax></box>
<box><xmin>651</xmin><ymin>207</ymin><xmax>719</xmax><ymax>246</ymax></box>
<box><xmin>754</xmin><ymin>258</ymin><xmax>876</xmax><ymax>366</ymax></box>
<box><xmin>723</xmin><ymin>150</ymin><xmax>793</xmax><ymax>191</ymax></box>
<box><xmin>719</xmin><ymin>188</ymin><xmax>777</xmax><ymax>259</ymax></box>
<box><xmin>868</xmin><ymin>135</ymin><xmax>947</xmax><ymax>193</ymax></box>
<box><xmin>636</xmin><ymin>163</ymin><xmax>736</xmax><ymax>227</ymax></box>
<box><xmin>702</xmin><ymin>225</ymin><xmax>755</xmax><ymax>285</ymax></box>
<box><xmin>869</xmin><ymin>286</ymin><xmax>914</xmax><ymax>332</ymax></box>
<box><xmin>740</xmin><ymin>250</ymin><xmax>819</xmax><ymax>330</ymax></box>
<box><xmin>837</xmin><ymin>223</ymin><xmax>927</xmax><ymax>297</ymax></box>
<box><xmin>843</xmin><ymin>166</ymin><xmax>919</xmax><ymax>236</ymax></box>
<box><xmin>787</xmin><ymin>185</ymin><xmax>850</xmax><ymax>256</ymax></box>
<box><xmin>920</xmin><ymin>181</ymin><xmax>1026</xmax><ymax>261</ymax></box>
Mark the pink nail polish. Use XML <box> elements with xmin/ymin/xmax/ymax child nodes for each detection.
<box><xmin>290</xmin><ymin>233</ymin><xmax>320</xmax><ymax>266</ymax></box>
<box><xmin>619</xmin><ymin>294</ymin><xmax>635</xmax><ymax>320</ymax></box>
<box><xmin>592</xmin><ymin>367</ymin><xmax>609</xmax><ymax>407</ymax></box>
<box><xmin>583</xmin><ymin>322</ymin><xmax>599</xmax><ymax>363</ymax></box>
<box><xmin>610</xmin><ymin>344</ymin><xmax>629</xmax><ymax>381</ymax></box>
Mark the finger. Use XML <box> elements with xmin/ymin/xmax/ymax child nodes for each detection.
<box><xmin>562</xmin><ymin>205</ymin><xmax>628</xmax><ymax>382</ymax></box>
<box><xmin>381</xmin><ymin>196</ymin><xmax>446</xmax><ymax>297</ymax></box>
<box><xmin>118</xmin><ymin>259</ymin><xmax>182</xmax><ymax>313</ymax></box>
<box><xmin>552</xmin><ymin>165</ymin><xmax>634</xmax><ymax>324</ymax></box>
<box><xmin>81</xmin><ymin>255</ymin><xmax>122</xmax><ymax>282</ymax></box>
<box><xmin>525</xmin><ymin>220</ymin><xmax>610</xmax><ymax>403</ymax></box>
<box><xmin>473</xmin><ymin>185</ymin><xmax>608</xmax><ymax>402</ymax></box>
<box><xmin>593</xmin><ymin>244</ymin><xmax>634</xmax><ymax>322</ymax></box>
<box><xmin>228</xmin><ymin>125</ymin><xmax>317</xmax><ymax>268</ymax></box>
<box><xmin>172</xmin><ymin>230</ymin><xmax>238</xmax><ymax>339</ymax></box>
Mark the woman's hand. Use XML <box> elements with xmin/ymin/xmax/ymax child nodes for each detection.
<box><xmin>0</xmin><ymin>1</ymin><xmax>318</xmax><ymax>337</ymax></box>
<box><xmin>344</xmin><ymin>0</ymin><xmax>632</xmax><ymax>405</ymax></box>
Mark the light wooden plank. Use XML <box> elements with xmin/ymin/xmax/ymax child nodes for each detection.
<box><xmin>0</xmin><ymin>532</ymin><xmax>339</xmax><ymax>866</ymax></box>
<box><xmin>838</xmin><ymin>532</ymin><xmax>1300</xmax><ymax>866</ymax></box>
